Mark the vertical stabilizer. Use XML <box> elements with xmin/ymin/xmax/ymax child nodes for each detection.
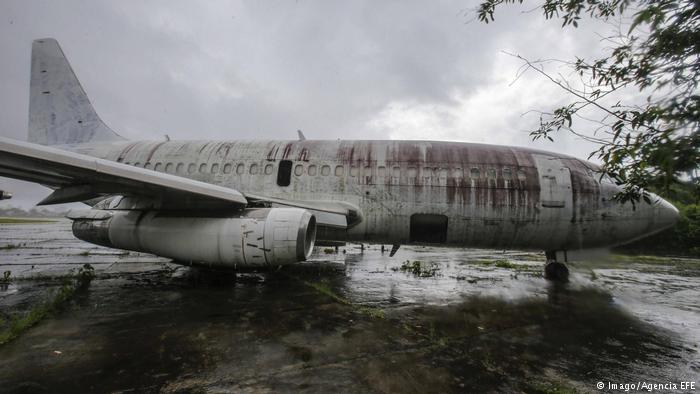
<box><xmin>28</xmin><ymin>38</ymin><xmax>124</xmax><ymax>145</ymax></box>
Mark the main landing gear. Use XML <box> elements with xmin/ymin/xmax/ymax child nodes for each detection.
<box><xmin>544</xmin><ymin>250</ymin><xmax>569</xmax><ymax>282</ymax></box>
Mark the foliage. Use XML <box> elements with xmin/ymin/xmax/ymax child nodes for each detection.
<box><xmin>478</xmin><ymin>0</ymin><xmax>700</xmax><ymax>203</ymax></box>
<box><xmin>618</xmin><ymin>202</ymin><xmax>700</xmax><ymax>255</ymax></box>
<box><xmin>1</xmin><ymin>271</ymin><xmax>10</xmax><ymax>283</ymax></box>
<box><xmin>615</xmin><ymin>180</ymin><xmax>700</xmax><ymax>254</ymax></box>
<box><xmin>0</xmin><ymin>264</ymin><xmax>96</xmax><ymax>346</ymax></box>
<box><xmin>393</xmin><ymin>260</ymin><xmax>441</xmax><ymax>277</ymax></box>
<box><xmin>0</xmin><ymin>280</ymin><xmax>76</xmax><ymax>345</ymax></box>
<box><xmin>76</xmin><ymin>263</ymin><xmax>95</xmax><ymax>290</ymax></box>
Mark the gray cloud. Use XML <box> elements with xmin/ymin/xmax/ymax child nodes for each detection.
<box><xmin>1</xmin><ymin>0</ymin><xmax>609</xmax><ymax>208</ymax></box>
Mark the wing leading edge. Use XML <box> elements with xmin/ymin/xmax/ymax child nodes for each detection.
<box><xmin>0</xmin><ymin>137</ymin><xmax>361</xmax><ymax>231</ymax></box>
<box><xmin>0</xmin><ymin>137</ymin><xmax>248</xmax><ymax>208</ymax></box>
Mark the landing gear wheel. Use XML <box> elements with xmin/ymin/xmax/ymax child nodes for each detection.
<box><xmin>544</xmin><ymin>261</ymin><xmax>569</xmax><ymax>282</ymax></box>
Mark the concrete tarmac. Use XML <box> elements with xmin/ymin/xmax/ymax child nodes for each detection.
<box><xmin>0</xmin><ymin>220</ymin><xmax>698</xmax><ymax>393</ymax></box>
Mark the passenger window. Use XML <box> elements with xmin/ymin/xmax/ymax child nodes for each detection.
<box><xmin>517</xmin><ymin>170</ymin><xmax>527</xmax><ymax>181</ymax></box>
<box><xmin>453</xmin><ymin>168</ymin><xmax>463</xmax><ymax>178</ymax></box>
<box><xmin>176</xmin><ymin>163</ymin><xmax>183</xmax><ymax>174</ymax></box>
<box><xmin>502</xmin><ymin>168</ymin><xmax>512</xmax><ymax>180</ymax></box>
<box><xmin>321</xmin><ymin>165</ymin><xmax>331</xmax><ymax>176</ymax></box>
<box><xmin>392</xmin><ymin>166</ymin><xmax>401</xmax><ymax>177</ymax></box>
<box><xmin>350</xmin><ymin>166</ymin><xmax>358</xmax><ymax>177</ymax></box>
<box><xmin>165</xmin><ymin>163</ymin><xmax>173</xmax><ymax>173</ymax></box>
<box><xmin>145</xmin><ymin>162</ymin><xmax>152</xmax><ymax>170</ymax></box>
<box><xmin>154</xmin><ymin>162</ymin><xmax>162</xmax><ymax>171</ymax></box>
<box><xmin>211</xmin><ymin>163</ymin><xmax>219</xmax><ymax>173</ymax></box>
<box><xmin>187</xmin><ymin>163</ymin><xmax>195</xmax><ymax>174</ymax></box>
<box><xmin>470</xmin><ymin>168</ymin><xmax>480</xmax><ymax>179</ymax></box>
<box><xmin>294</xmin><ymin>164</ymin><xmax>304</xmax><ymax>176</ymax></box>
<box><xmin>377</xmin><ymin>166</ymin><xmax>386</xmax><ymax>177</ymax></box>
<box><xmin>199</xmin><ymin>163</ymin><xmax>207</xmax><ymax>173</ymax></box>
<box><xmin>277</xmin><ymin>160</ymin><xmax>293</xmax><ymax>186</ymax></box>
<box><xmin>407</xmin><ymin>167</ymin><xmax>417</xmax><ymax>177</ymax></box>
<box><xmin>308</xmin><ymin>165</ymin><xmax>317</xmax><ymax>176</ymax></box>
<box><xmin>124</xmin><ymin>162</ymin><xmax>131</xmax><ymax>165</ymax></box>
<box><xmin>223</xmin><ymin>163</ymin><xmax>232</xmax><ymax>174</ymax></box>
<box><xmin>250</xmin><ymin>163</ymin><xmax>259</xmax><ymax>175</ymax></box>
<box><xmin>264</xmin><ymin>164</ymin><xmax>273</xmax><ymax>175</ymax></box>
<box><xmin>236</xmin><ymin>163</ymin><xmax>245</xmax><ymax>175</ymax></box>
<box><xmin>134</xmin><ymin>162</ymin><xmax>140</xmax><ymax>167</ymax></box>
<box><xmin>438</xmin><ymin>168</ymin><xmax>448</xmax><ymax>178</ymax></box>
<box><xmin>335</xmin><ymin>165</ymin><xmax>344</xmax><ymax>176</ymax></box>
<box><xmin>487</xmin><ymin>168</ymin><xmax>496</xmax><ymax>179</ymax></box>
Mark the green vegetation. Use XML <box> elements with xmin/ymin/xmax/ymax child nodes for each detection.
<box><xmin>0</xmin><ymin>217</ymin><xmax>57</xmax><ymax>224</ymax></box>
<box><xmin>392</xmin><ymin>260</ymin><xmax>441</xmax><ymax>277</ymax></box>
<box><xmin>478</xmin><ymin>0</ymin><xmax>699</xmax><ymax>204</ymax></box>
<box><xmin>323</xmin><ymin>248</ymin><xmax>335</xmax><ymax>254</ymax></box>
<box><xmin>304</xmin><ymin>279</ymin><xmax>385</xmax><ymax>319</ymax></box>
<box><xmin>76</xmin><ymin>264</ymin><xmax>96</xmax><ymax>290</ymax></box>
<box><xmin>0</xmin><ymin>281</ymin><xmax>75</xmax><ymax>345</ymax></box>
<box><xmin>0</xmin><ymin>243</ymin><xmax>20</xmax><ymax>250</ymax></box>
<box><xmin>471</xmin><ymin>259</ymin><xmax>535</xmax><ymax>271</ymax></box>
<box><xmin>1</xmin><ymin>271</ymin><xmax>10</xmax><ymax>283</ymax></box>
<box><xmin>616</xmin><ymin>183</ymin><xmax>700</xmax><ymax>256</ymax></box>
<box><xmin>0</xmin><ymin>264</ymin><xmax>95</xmax><ymax>346</ymax></box>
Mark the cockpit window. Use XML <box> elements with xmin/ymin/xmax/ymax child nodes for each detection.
<box><xmin>597</xmin><ymin>172</ymin><xmax>618</xmax><ymax>185</ymax></box>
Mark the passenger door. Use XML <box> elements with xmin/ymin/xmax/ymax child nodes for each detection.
<box><xmin>533</xmin><ymin>155</ymin><xmax>573</xmax><ymax>245</ymax></box>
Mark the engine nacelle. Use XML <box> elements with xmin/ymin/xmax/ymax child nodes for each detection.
<box><xmin>71</xmin><ymin>208</ymin><xmax>316</xmax><ymax>267</ymax></box>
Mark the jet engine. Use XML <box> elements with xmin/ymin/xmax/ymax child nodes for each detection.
<box><xmin>71</xmin><ymin>208</ymin><xmax>316</xmax><ymax>267</ymax></box>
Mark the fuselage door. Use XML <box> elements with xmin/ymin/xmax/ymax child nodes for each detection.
<box><xmin>533</xmin><ymin>155</ymin><xmax>574</xmax><ymax>244</ymax></box>
<box><xmin>533</xmin><ymin>155</ymin><xmax>572</xmax><ymax>209</ymax></box>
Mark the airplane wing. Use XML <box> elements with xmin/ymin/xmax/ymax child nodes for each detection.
<box><xmin>0</xmin><ymin>137</ymin><xmax>248</xmax><ymax>208</ymax></box>
<box><xmin>0</xmin><ymin>137</ymin><xmax>361</xmax><ymax>231</ymax></box>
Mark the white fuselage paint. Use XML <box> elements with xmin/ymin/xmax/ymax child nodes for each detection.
<box><xmin>71</xmin><ymin>139</ymin><xmax>679</xmax><ymax>252</ymax></box>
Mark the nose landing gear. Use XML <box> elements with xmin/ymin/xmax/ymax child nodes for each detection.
<box><xmin>544</xmin><ymin>250</ymin><xmax>569</xmax><ymax>282</ymax></box>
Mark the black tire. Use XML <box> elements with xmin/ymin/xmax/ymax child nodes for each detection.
<box><xmin>544</xmin><ymin>262</ymin><xmax>569</xmax><ymax>282</ymax></box>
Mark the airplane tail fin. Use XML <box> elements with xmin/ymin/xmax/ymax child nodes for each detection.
<box><xmin>28</xmin><ymin>38</ymin><xmax>124</xmax><ymax>145</ymax></box>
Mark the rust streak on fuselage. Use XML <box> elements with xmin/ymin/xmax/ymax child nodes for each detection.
<box><xmin>77</xmin><ymin>139</ymin><xmax>658</xmax><ymax>251</ymax></box>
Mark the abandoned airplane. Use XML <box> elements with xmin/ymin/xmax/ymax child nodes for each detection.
<box><xmin>0</xmin><ymin>39</ymin><xmax>680</xmax><ymax>280</ymax></box>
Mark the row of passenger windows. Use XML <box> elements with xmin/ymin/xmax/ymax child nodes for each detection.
<box><xmin>121</xmin><ymin>160</ymin><xmax>526</xmax><ymax>181</ymax></box>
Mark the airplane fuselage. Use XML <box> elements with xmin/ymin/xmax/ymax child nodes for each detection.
<box><xmin>72</xmin><ymin>139</ymin><xmax>678</xmax><ymax>251</ymax></box>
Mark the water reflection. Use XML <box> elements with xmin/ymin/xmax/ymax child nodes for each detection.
<box><xmin>0</xmin><ymin>244</ymin><xmax>698</xmax><ymax>392</ymax></box>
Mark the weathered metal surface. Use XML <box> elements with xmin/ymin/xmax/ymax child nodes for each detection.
<box><xmin>10</xmin><ymin>37</ymin><xmax>680</xmax><ymax>257</ymax></box>
<box><xmin>72</xmin><ymin>208</ymin><xmax>316</xmax><ymax>267</ymax></box>
<box><xmin>28</xmin><ymin>39</ymin><xmax>124</xmax><ymax>145</ymax></box>
<box><xmin>0</xmin><ymin>137</ymin><xmax>249</xmax><ymax>207</ymax></box>
<box><xmin>74</xmin><ymin>139</ymin><xmax>679</xmax><ymax>251</ymax></box>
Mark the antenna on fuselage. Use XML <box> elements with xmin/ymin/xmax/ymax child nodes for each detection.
<box><xmin>297</xmin><ymin>130</ymin><xmax>306</xmax><ymax>141</ymax></box>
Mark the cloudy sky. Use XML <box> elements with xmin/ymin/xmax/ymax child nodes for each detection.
<box><xmin>1</xmin><ymin>0</ymin><xmax>611</xmax><ymax>208</ymax></box>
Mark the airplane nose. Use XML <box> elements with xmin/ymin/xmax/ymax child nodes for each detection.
<box><xmin>655</xmin><ymin>196</ymin><xmax>680</xmax><ymax>231</ymax></box>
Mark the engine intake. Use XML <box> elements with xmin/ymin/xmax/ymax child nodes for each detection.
<box><xmin>71</xmin><ymin>208</ymin><xmax>316</xmax><ymax>267</ymax></box>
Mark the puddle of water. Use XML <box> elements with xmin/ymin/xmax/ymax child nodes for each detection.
<box><xmin>0</xmin><ymin>220</ymin><xmax>698</xmax><ymax>393</ymax></box>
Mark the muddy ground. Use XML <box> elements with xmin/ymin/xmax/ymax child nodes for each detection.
<box><xmin>0</xmin><ymin>220</ymin><xmax>698</xmax><ymax>393</ymax></box>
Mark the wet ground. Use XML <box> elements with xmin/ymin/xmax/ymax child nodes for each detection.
<box><xmin>0</xmin><ymin>220</ymin><xmax>698</xmax><ymax>393</ymax></box>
